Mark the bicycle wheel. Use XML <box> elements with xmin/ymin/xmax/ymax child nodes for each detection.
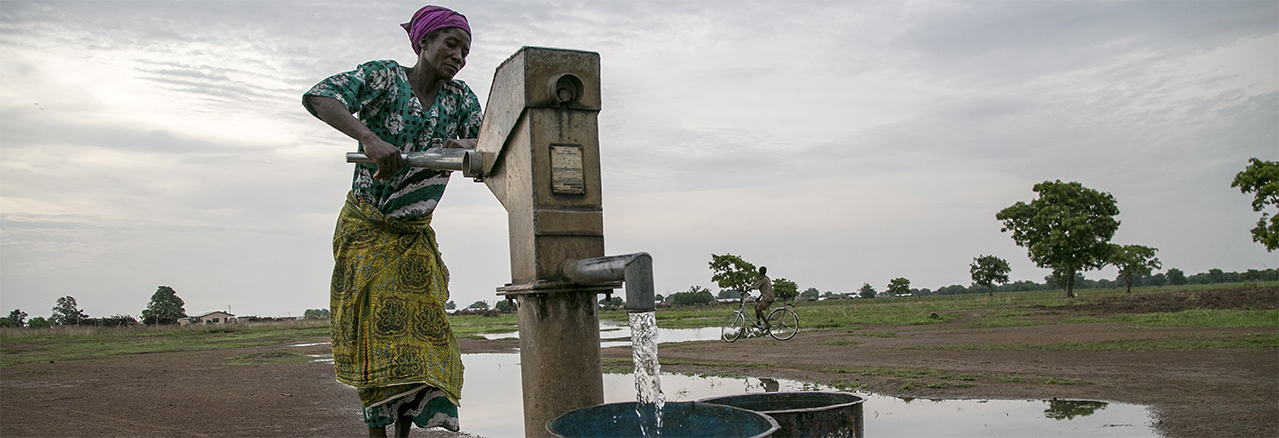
<box><xmin>767</xmin><ymin>308</ymin><xmax>799</xmax><ymax>340</ymax></box>
<box><xmin>721</xmin><ymin>312</ymin><xmax>746</xmax><ymax>342</ymax></box>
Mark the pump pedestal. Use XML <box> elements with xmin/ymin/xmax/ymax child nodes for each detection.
<box><xmin>499</xmin><ymin>284</ymin><xmax>614</xmax><ymax>435</ymax></box>
<box><xmin>475</xmin><ymin>47</ymin><xmax>611</xmax><ymax>437</ymax></box>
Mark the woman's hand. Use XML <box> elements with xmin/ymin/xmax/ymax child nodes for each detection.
<box><xmin>442</xmin><ymin>138</ymin><xmax>477</xmax><ymax>150</ymax></box>
<box><xmin>305</xmin><ymin>95</ymin><xmax>405</xmax><ymax>181</ymax></box>
<box><xmin>363</xmin><ymin>138</ymin><xmax>405</xmax><ymax>180</ymax></box>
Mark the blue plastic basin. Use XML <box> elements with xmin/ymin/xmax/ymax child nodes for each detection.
<box><xmin>700</xmin><ymin>392</ymin><xmax>864</xmax><ymax>438</ymax></box>
<box><xmin>548</xmin><ymin>401</ymin><xmax>780</xmax><ymax>438</ymax></box>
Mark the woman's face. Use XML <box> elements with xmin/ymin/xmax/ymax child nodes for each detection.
<box><xmin>419</xmin><ymin>27</ymin><xmax>470</xmax><ymax>80</ymax></box>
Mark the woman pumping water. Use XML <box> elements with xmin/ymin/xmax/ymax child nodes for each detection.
<box><xmin>302</xmin><ymin>5</ymin><xmax>481</xmax><ymax>437</ymax></box>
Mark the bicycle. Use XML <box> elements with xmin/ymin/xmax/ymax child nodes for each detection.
<box><xmin>720</xmin><ymin>298</ymin><xmax>799</xmax><ymax>342</ymax></box>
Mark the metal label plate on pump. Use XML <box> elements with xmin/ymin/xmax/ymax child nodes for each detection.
<box><xmin>550</xmin><ymin>144</ymin><xmax>586</xmax><ymax>195</ymax></box>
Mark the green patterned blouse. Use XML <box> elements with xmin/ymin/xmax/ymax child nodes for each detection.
<box><xmin>304</xmin><ymin>60</ymin><xmax>483</xmax><ymax>220</ymax></box>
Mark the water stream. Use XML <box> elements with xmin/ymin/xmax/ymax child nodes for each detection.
<box><xmin>629</xmin><ymin>311</ymin><xmax>665</xmax><ymax>435</ymax></box>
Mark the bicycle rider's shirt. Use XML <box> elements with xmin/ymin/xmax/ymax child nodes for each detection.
<box><xmin>752</xmin><ymin>275</ymin><xmax>774</xmax><ymax>302</ymax></box>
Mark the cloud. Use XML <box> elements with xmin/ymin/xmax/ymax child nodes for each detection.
<box><xmin>0</xmin><ymin>1</ymin><xmax>1275</xmax><ymax>318</ymax></box>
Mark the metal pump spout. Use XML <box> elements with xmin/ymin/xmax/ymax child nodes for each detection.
<box><xmin>561</xmin><ymin>252</ymin><xmax>655</xmax><ymax>313</ymax></box>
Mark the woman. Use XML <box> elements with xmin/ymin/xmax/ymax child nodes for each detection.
<box><xmin>301</xmin><ymin>6</ymin><xmax>480</xmax><ymax>437</ymax></box>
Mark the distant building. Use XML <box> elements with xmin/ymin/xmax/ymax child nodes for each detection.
<box><xmin>179</xmin><ymin>311</ymin><xmax>237</xmax><ymax>326</ymax></box>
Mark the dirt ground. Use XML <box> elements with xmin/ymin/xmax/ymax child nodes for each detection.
<box><xmin>2</xmin><ymin>287</ymin><xmax>1275</xmax><ymax>437</ymax></box>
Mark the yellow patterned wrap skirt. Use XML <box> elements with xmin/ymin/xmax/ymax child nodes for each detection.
<box><xmin>330</xmin><ymin>192</ymin><xmax>464</xmax><ymax>407</ymax></box>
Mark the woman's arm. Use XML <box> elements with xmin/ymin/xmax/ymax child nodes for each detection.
<box><xmin>305</xmin><ymin>95</ymin><xmax>404</xmax><ymax>180</ymax></box>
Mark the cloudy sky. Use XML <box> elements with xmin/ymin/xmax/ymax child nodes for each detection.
<box><xmin>1</xmin><ymin>1</ymin><xmax>1275</xmax><ymax>319</ymax></box>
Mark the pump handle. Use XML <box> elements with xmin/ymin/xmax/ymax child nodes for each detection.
<box><xmin>346</xmin><ymin>150</ymin><xmax>484</xmax><ymax>180</ymax></box>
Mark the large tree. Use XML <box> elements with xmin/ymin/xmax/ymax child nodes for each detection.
<box><xmin>708</xmin><ymin>253</ymin><xmax>757</xmax><ymax>293</ymax></box>
<box><xmin>997</xmin><ymin>180</ymin><xmax>1120</xmax><ymax>298</ymax></box>
<box><xmin>142</xmin><ymin>286</ymin><xmax>187</xmax><ymax>325</ymax></box>
<box><xmin>51</xmin><ymin>296</ymin><xmax>88</xmax><ymax>326</ymax></box>
<box><xmin>772</xmin><ymin>278</ymin><xmax>799</xmax><ymax>302</ymax></box>
<box><xmin>1231</xmin><ymin>158</ymin><xmax>1278</xmax><ymax>251</ymax></box>
<box><xmin>886</xmin><ymin>278</ymin><xmax>911</xmax><ymax>296</ymax></box>
<box><xmin>1110</xmin><ymin>244</ymin><xmax>1161</xmax><ymax>293</ymax></box>
<box><xmin>970</xmin><ymin>255</ymin><xmax>1012</xmax><ymax>297</ymax></box>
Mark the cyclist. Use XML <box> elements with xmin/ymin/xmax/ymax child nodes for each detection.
<box><xmin>748</xmin><ymin>266</ymin><xmax>774</xmax><ymax>329</ymax></box>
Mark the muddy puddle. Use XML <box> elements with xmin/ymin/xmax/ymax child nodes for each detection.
<box><xmin>300</xmin><ymin>324</ymin><xmax>1156</xmax><ymax>437</ymax></box>
<box><xmin>456</xmin><ymin>353</ymin><xmax>1157</xmax><ymax>438</ymax></box>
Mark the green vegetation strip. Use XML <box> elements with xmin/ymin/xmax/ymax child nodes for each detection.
<box><xmin>447</xmin><ymin>313</ymin><xmax>519</xmax><ymax>339</ymax></box>
<box><xmin>597</xmin><ymin>284</ymin><xmax>1278</xmax><ymax>332</ymax></box>
<box><xmin>901</xmin><ymin>333</ymin><xmax>1279</xmax><ymax>351</ymax></box>
<box><xmin>0</xmin><ymin>322</ymin><xmax>330</xmax><ymax>367</ymax></box>
<box><xmin>820</xmin><ymin>340</ymin><xmax>863</xmax><ymax>346</ymax></box>
<box><xmin>226</xmin><ymin>350</ymin><xmax>311</xmax><ymax>366</ymax></box>
<box><xmin>1064</xmin><ymin>309</ymin><xmax>1279</xmax><ymax>327</ymax></box>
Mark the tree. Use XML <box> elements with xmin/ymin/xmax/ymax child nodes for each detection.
<box><xmin>1166</xmin><ymin>268</ymin><xmax>1187</xmax><ymax>285</ymax></box>
<box><xmin>970</xmin><ymin>255</ymin><xmax>1012</xmax><ymax>297</ymax></box>
<box><xmin>1110</xmin><ymin>244</ymin><xmax>1161</xmax><ymax>293</ymax></box>
<box><xmin>716</xmin><ymin>289</ymin><xmax>741</xmax><ymax>300</ymax></box>
<box><xmin>1</xmin><ymin>309</ymin><xmax>28</xmax><ymax>328</ymax></box>
<box><xmin>142</xmin><ymin>286</ymin><xmax>187</xmax><ymax>325</ymax></box>
<box><xmin>445</xmin><ymin>300</ymin><xmax>456</xmax><ymax>310</ymax></box>
<box><xmin>708</xmin><ymin>253</ymin><xmax>757</xmax><ymax>294</ymax></box>
<box><xmin>858</xmin><ymin>283</ymin><xmax>877</xmax><ymax>299</ymax></box>
<box><xmin>27</xmin><ymin>316</ymin><xmax>51</xmax><ymax>329</ymax></box>
<box><xmin>1045</xmin><ymin>400</ymin><xmax>1109</xmax><ymax>420</ymax></box>
<box><xmin>1231</xmin><ymin>158</ymin><xmax>1279</xmax><ymax>251</ymax></box>
<box><xmin>799</xmin><ymin>288</ymin><xmax>820</xmax><ymax>301</ymax></box>
<box><xmin>467</xmin><ymin>301</ymin><xmax>489</xmax><ymax>310</ymax></box>
<box><xmin>596</xmin><ymin>295</ymin><xmax>621</xmax><ymax>309</ymax></box>
<box><xmin>495</xmin><ymin>300</ymin><xmax>518</xmax><ymax>313</ymax></box>
<box><xmin>51</xmin><ymin>296</ymin><xmax>88</xmax><ymax>326</ymax></box>
<box><xmin>303</xmin><ymin>309</ymin><xmax>331</xmax><ymax>319</ymax></box>
<box><xmin>886</xmin><ymin>278</ymin><xmax>911</xmax><ymax>296</ymax></box>
<box><xmin>669</xmin><ymin>286</ymin><xmax>716</xmax><ymax>306</ymax></box>
<box><xmin>997</xmin><ymin>180</ymin><xmax>1121</xmax><ymax>298</ymax></box>
<box><xmin>772</xmin><ymin>278</ymin><xmax>799</xmax><ymax>302</ymax></box>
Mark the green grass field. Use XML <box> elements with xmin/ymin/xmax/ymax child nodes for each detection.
<box><xmin>0</xmin><ymin>320</ymin><xmax>330</xmax><ymax>367</ymax></box>
<box><xmin>3</xmin><ymin>282</ymin><xmax>1273</xmax><ymax>366</ymax></box>
<box><xmin>602</xmin><ymin>282</ymin><xmax>1279</xmax><ymax>331</ymax></box>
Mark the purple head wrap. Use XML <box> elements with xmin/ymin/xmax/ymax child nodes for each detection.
<box><xmin>401</xmin><ymin>6</ymin><xmax>471</xmax><ymax>54</ymax></box>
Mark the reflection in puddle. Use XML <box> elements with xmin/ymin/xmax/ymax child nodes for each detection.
<box><xmin>455</xmin><ymin>354</ymin><xmax>1156</xmax><ymax>438</ymax></box>
<box><xmin>288</xmin><ymin>342</ymin><xmax>330</xmax><ymax>347</ymax></box>
<box><xmin>287</xmin><ymin>342</ymin><xmax>334</xmax><ymax>363</ymax></box>
<box><xmin>1046</xmin><ymin>399</ymin><xmax>1110</xmax><ymax>420</ymax></box>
